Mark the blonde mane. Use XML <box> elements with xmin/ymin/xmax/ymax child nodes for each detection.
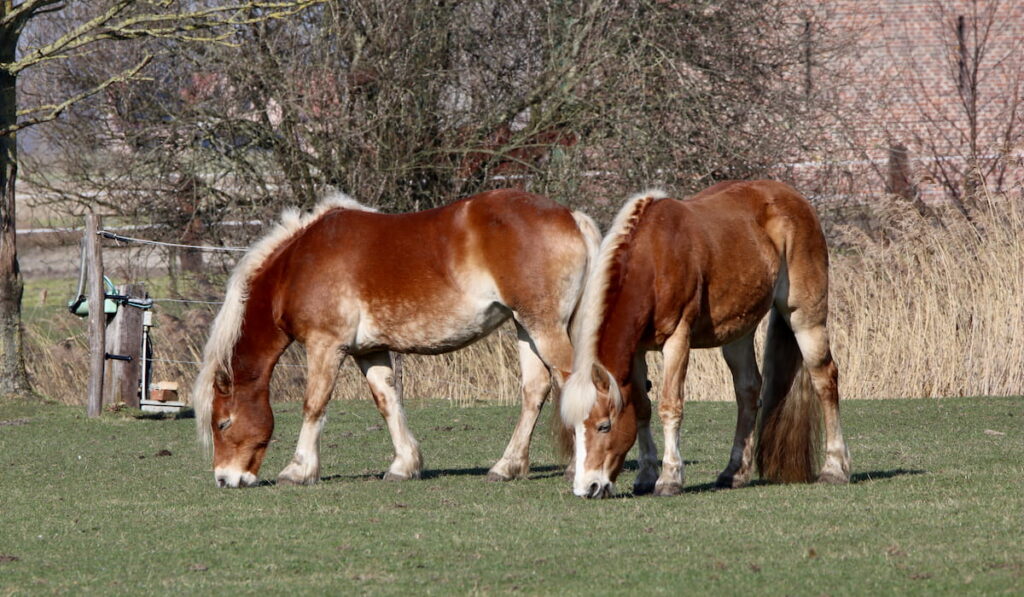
<box><xmin>194</xmin><ymin>191</ymin><xmax>375</xmax><ymax>447</ymax></box>
<box><xmin>561</xmin><ymin>189</ymin><xmax>667</xmax><ymax>426</ymax></box>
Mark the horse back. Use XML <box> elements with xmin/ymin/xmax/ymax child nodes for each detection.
<box><xmin>637</xmin><ymin>181</ymin><xmax>826</xmax><ymax>347</ymax></box>
<box><xmin>259</xmin><ymin>190</ymin><xmax>588</xmax><ymax>350</ymax></box>
<box><xmin>459</xmin><ymin>190</ymin><xmax>590</xmax><ymax>319</ymax></box>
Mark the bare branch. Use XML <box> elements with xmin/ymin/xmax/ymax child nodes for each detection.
<box><xmin>0</xmin><ymin>1</ymin><xmax>65</xmax><ymax>36</ymax></box>
<box><xmin>2</xmin><ymin>53</ymin><xmax>151</xmax><ymax>135</ymax></box>
<box><xmin>4</xmin><ymin>1</ymin><xmax>325</xmax><ymax>75</ymax></box>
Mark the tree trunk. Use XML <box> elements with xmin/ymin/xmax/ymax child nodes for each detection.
<box><xmin>0</xmin><ymin>26</ymin><xmax>31</xmax><ymax>399</ymax></box>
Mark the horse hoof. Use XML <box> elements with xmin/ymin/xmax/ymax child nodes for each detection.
<box><xmin>653</xmin><ymin>481</ymin><xmax>683</xmax><ymax>497</ymax></box>
<box><xmin>817</xmin><ymin>471</ymin><xmax>850</xmax><ymax>485</ymax></box>
<box><xmin>383</xmin><ymin>470</ymin><xmax>420</xmax><ymax>481</ymax></box>
<box><xmin>486</xmin><ymin>471</ymin><xmax>513</xmax><ymax>482</ymax></box>
<box><xmin>633</xmin><ymin>481</ymin><xmax>655</xmax><ymax>496</ymax></box>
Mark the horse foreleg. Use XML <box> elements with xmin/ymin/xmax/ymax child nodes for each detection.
<box><xmin>488</xmin><ymin>326</ymin><xmax>553</xmax><ymax>481</ymax></box>
<box><xmin>277</xmin><ymin>337</ymin><xmax>343</xmax><ymax>486</ymax></box>
<box><xmin>717</xmin><ymin>332</ymin><xmax>761</xmax><ymax>489</ymax></box>
<box><xmin>632</xmin><ymin>353</ymin><xmax>659</xmax><ymax>496</ymax></box>
<box><xmin>655</xmin><ymin>327</ymin><xmax>691</xmax><ymax>496</ymax></box>
<box><xmin>356</xmin><ymin>351</ymin><xmax>423</xmax><ymax>481</ymax></box>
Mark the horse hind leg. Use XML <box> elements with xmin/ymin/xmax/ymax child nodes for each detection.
<box><xmin>487</xmin><ymin>323</ymin><xmax>553</xmax><ymax>481</ymax></box>
<box><xmin>356</xmin><ymin>351</ymin><xmax>423</xmax><ymax>480</ymax></box>
<box><xmin>791</xmin><ymin>319</ymin><xmax>850</xmax><ymax>484</ymax></box>
<box><xmin>716</xmin><ymin>331</ymin><xmax>761</xmax><ymax>489</ymax></box>
<box><xmin>769</xmin><ymin>236</ymin><xmax>850</xmax><ymax>484</ymax></box>
<box><xmin>277</xmin><ymin>337</ymin><xmax>344</xmax><ymax>486</ymax></box>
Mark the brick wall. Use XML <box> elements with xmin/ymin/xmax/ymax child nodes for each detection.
<box><xmin>777</xmin><ymin>0</ymin><xmax>1024</xmax><ymax>203</ymax></box>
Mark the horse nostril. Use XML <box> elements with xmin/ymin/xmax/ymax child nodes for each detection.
<box><xmin>217</xmin><ymin>477</ymin><xmax>226</xmax><ymax>488</ymax></box>
<box><xmin>587</xmin><ymin>482</ymin><xmax>600</xmax><ymax>499</ymax></box>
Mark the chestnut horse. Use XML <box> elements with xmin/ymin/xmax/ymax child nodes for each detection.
<box><xmin>561</xmin><ymin>180</ymin><xmax>850</xmax><ymax>498</ymax></box>
<box><xmin>194</xmin><ymin>190</ymin><xmax>599</xmax><ymax>488</ymax></box>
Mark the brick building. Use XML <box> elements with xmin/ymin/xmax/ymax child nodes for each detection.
<box><xmin>777</xmin><ymin>0</ymin><xmax>1024</xmax><ymax>204</ymax></box>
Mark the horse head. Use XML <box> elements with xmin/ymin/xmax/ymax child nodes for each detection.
<box><xmin>207</xmin><ymin>368</ymin><xmax>275</xmax><ymax>488</ymax></box>
<box><xmin>563</xmin><ymin>362</ymin><xmax>639</xmax><ymax>498</ymax></box>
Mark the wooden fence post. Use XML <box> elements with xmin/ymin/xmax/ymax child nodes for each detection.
<box><xmin>85</xmin><ymin>214</ymin><xmax>105</xmax><ymax>417</ymax></box>
<box><xmin>104</xmin><ymin>283</ymin><xmax>147</xmax><ymax>409</ymax></box>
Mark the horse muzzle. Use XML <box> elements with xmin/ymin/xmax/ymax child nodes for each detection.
<box><xmin>584</xmin><ymin>481</ymin><xmax>614</xmax><ymax>499</ymax></box>
<box><xmin>573</xmin><ymin>471</ymin><xmax>615</xmax><ymax>499</ymax></box>
<box><xmin>214</xmin><ymin>468</ymin><xmax>259</xmax><ymax>488</ymax></box>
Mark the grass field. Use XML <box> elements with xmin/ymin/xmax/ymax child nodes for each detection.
<box><xmin>1</xmin><ymin>396</ymin><xmax>1021</xmax><ymax>595</ymax></box>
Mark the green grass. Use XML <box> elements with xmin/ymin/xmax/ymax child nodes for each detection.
<box><xmin>1</xmin><ymin>397</ymin><xmax>1022</xmax><ymax>595</ymax></box>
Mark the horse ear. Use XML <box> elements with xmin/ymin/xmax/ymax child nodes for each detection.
<box><xmin>214</xmin><ymin>370</ymin><xmax>232</xmax><ymax>395</ymax></box>
<box><xmin>591</xmin><ymin>363</ymin><xmax>610</xmax><ymax>393</ymax></box>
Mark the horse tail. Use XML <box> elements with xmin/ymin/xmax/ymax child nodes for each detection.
<box><xmin>568</xmin><ymin>210</ymin><xmax>601</xmax><ymax>341</ymax></box>
<box><xmin>550</xmin><ymin>210</ymin><xmax>602</xmax><ymax>463</ymax></box>
<box><xmin>755</xmin><ymin>306</ymin><xmax>822</xmax><ymax>483</ymax></box>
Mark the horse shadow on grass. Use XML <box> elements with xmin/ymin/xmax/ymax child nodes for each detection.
<box><xmin>662</xmin><ymin>468</ymin><xmax>928</xmax><ymax>498</ymax></box>
<box><xmin>322</xmin><ymin>464</ymin><xmax>566</xmax><ymax>483</ymax></box>
<box><xmin>589</xmin><ymin>465</ymin><xmax>926</xmax><ymax>499</ymax></box>
<box><xmin>256</xmin><ymin>463</ymin><xmax>923</xmax><ymax>490</ymax></box>
<box><xmin>849</xmin><ymin>468</ymin><xmax>926</xmax><ymax>483</ymax></box>
<box><xmin>261</xmin><ymin>462</ymin><xmax>598</xmax><ymax>486</ymax></box>
<box><xmin>260</xmin><ymin>466</ymin><xmax>534</xmax><ymax>486</ymax></box>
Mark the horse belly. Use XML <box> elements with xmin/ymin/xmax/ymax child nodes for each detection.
<box><xmin>690</xmin><ymin>304</ymin><xmax>771</xmax><ymax>348</ymax></box>
<box><xmin>690</xmin><ymin>262</ymin><xmax>778</xmax><ymax>348</ymax></box>
<box><xmin>351</xmin><ymin>297</ymin><xmax>511</xmax><ymax>355</ymax></box>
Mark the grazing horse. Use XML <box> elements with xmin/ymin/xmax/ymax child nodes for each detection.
<box><xmin>561</xmin><ymin>180</ymin><xmax>850</xmax><ymax>498</ymax></box>
<box><xmin>194</xmin><ymin>189</ymin><xmax>599</xmax><ymax>488</ymax></box>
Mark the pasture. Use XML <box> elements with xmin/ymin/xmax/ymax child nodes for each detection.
<box><xmin>1</xmin><ymin>395</ymin><xmax>1021</xmax><ymax>595</ymax></box>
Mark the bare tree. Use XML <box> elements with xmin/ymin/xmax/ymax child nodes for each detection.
<box><xmin>909</xmin><ymin>0</ymin><xmax>1024</xmax><ymax>209</ymax></box>
<box><xmin>809</xmin><ymin>0</ymin><xmax>1023</xmax><ymax>218</ymax></box>
<box><xmin>0</xmin><ymin>0</ymin><xmax>321</xmax><ymax>399</ymax></box>
<box><xmin>28</xmin><ymin>0</ymin><xmax>833</xmax><ymax>236</ymax></box>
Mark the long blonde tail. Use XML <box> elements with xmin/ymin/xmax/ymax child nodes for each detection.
<box><xmin>756</xmin><ymin>308</ymin><xmax>822</xmax><ymax>483</ymax></box>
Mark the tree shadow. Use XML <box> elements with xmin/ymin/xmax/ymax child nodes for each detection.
<box><xmin>134</xmin><ymin>408</ymin><xmax>195</xmax><ymax>421</ymax></box>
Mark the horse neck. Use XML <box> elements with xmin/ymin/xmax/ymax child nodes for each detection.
<box><xmin>230</xmin><ymin>276</ymin><xmax>291</xmax><ymax>389</ymax></box>
<box><xmin>593</xmin><ymin>256</ymin><xmax>653</xmax><ymax>386</ymax></box>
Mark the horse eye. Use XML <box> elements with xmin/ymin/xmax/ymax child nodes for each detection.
<box><xmin>218</xmin><ymin>418</ymin><xmax>232</xmax><ymax>431</ymax></box>
<box><xmin>597</xmin><ymin>420</ymin><xmax>611</xmax><ymax>433</ymax></box>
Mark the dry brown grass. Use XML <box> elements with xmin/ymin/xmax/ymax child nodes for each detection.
<box><xmin>24</xmin><ymin>193</ymin><xmax>1024</xmax><ymax>407</ymax></box>
<box><xmin>828</xmin><ymin>194</ymin><xmax>1024</xmax><ymax>398</ymax></box>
